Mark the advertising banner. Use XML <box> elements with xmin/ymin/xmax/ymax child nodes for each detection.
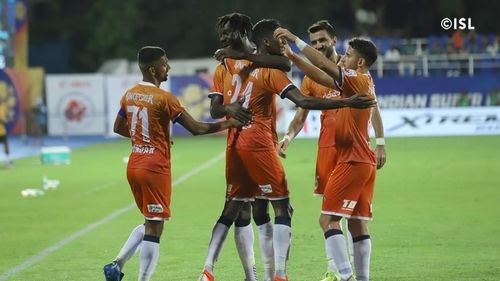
<box><xmin>46</xmin><ymin>74</ymin><xmax>105</xmax><ymax>135</ymax></box>
<box><xmin>283</xmin><ymin>107</ymin><xmax>500</xmax><ymax>138</ymax></box>
<box><xmin>373</xmin><ymin>75</ymin><xmax>500</xmax><ymax>108</ymax></box>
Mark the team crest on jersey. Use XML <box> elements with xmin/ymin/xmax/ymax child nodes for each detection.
<box><xmin>147</xmin><ymin>204</ymin><xmax>164</xmax><ymax>213</ymax></box>
<box><xmin>259</xmin><ymin>184</ymin><xmax>272</xmax><ymax>194</ymax></box>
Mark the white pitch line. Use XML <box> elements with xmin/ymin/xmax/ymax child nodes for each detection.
<box><xmin>0</xmin><ymin>151</ymin><xmax>225</xmax><ymax>281</ymax></box>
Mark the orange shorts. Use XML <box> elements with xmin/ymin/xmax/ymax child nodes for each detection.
<box><xmin>226</xmin><ymin>147</ymin><xmax>257</xmax><ymax>201</ymax></box>
<box><xmin>226</xmin><ymin>148</ymin><xmax>288</xmax><ymax>201</ymax></box>
<box><xmin>321</xmin><ymin>162</ymin><xmax>376</xmax><ymax>220</ymax></box>
<box><xmin>127</xmin><ymin>168</ymin><xmax>172</xmax><ymax>220</ymax></box>
<box><xmin>313</xmin><ymin>146</ymin><xmax>338</xmax><ymax>196</ymax></box>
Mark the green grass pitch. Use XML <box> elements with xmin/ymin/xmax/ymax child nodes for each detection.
<box><xmin>0</xmin><ymin>136</ymin><xmax>499</xmax><ymax>281</ymax></box>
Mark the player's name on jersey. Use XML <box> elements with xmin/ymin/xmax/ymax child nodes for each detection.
<box><xmin>126</xmin><ymin>92</ymin><xmax>154</xmax><ymax>104</ymax></box>
<box><xmin>132</xmin><ymin>144</ymin><xmax>155</xmax><ymax>154</ymax></box>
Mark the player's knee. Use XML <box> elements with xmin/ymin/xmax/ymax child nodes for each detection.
<box><xmin>217</xmin><ymin>215</ymin><xmax>234</xmax><ymax>227</ymax></box>
<box><xmin>144</xmin><ymin>220</ymin><xmax>164</xmax><ymax>237</ymax></box>
<box><xmin>221</xmin><ymin>200</ymin><xmax>243</xmax><ymax>221</ymax></box>
<box><xmin>253</xmin><ymin>213</ymin><xmax>271</xmax><ymax>226</ymax></box>
<box><xmin>274</xmin><ymin>215</ymin><xmax>291</xmax><ymax>227</ymax></box>
<box><xmin>319</xmin><ymin>214</ymin><xmax>340</xmax><ymax>231</ymax></box>
<box><xmin>347</xmin><ymin>219</ymin><xmax>369</xmax><ymax>236</ymax></box>
<box><xmin>234</xmin><ymin>217</ymin><xmax>251</xmax><ymax>227</ymax></box>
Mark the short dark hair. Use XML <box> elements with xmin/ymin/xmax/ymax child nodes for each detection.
<box><xmin>137</xmin><ymin>46</ymin><xmax>165</xmax><ymax>69</ymax></box>
<box><xmin>216</xmin><ymin>13</ymin><xmax>253</xmax><ymax>37</ymax></box>
<box><xmin>308</xmin><ymin>20</ymin><xmax>335</xmax><ymax>37</ymax></box>
<box><xmin>252</xmin><ymin>19</ymin><xmax>280</xmax><ymax>45</ymax></box>
<box><xmin>348</xmin><ymin>38</ymin><xmax>378</xmax><ymax>67</ymax></box>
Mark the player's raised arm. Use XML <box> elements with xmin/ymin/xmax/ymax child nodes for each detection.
<box><xmin>215</xmin><ymin>48</ymin><xmax>291</xmax><ymax>72</ymax></box>
<box><xmin>175</xmin><ymin>110</ymin><xmax>245</xmax><ymax>136</ymax></box>
<box><xmin>283</xmin><ymin>45</ymin><xmax>336</xmax><ymax>89</ymax></box>
<box><xmin>274</xmin><ymin>27</ymin><xmax>341</xmax><ymax>82</ymax></box>
<box><xmin>282</xmin><ymin>87</ymin><xmax>375</xmax><ymax>110</ymax></box>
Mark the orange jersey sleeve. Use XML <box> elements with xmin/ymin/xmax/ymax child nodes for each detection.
<box><xmin>209</xmin><ymin>63</ymin><xmax>225</xmax><ymax>98</ymax></box>
<box><xmin>338</xmin><ymin>68</ymin><xmax>375</xmax><ymax>99</ymax></box>
<box><xmin>300</xmin><ymin>76</ymin><xmax>314</xmax><ymax>97</ymax></box>
<box><xmin>265</xmin><ymin>68</ymin><xmax>295</xmax><ymax>98</ymax></box>
<box><xmin>161</xmin><ymin>91</ymin><xmax>185</xmax><ymax>121</ymax></box>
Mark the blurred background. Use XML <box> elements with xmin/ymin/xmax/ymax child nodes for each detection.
<box><xmin>0</xmin><ymin>0</ymin><xmax>499</xmax><ymax>159</ymax></box>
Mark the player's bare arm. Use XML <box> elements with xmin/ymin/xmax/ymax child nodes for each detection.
<box><xmin>278</xmin><ymin>107</ymin><xmax>309</xmax><ymax>159</ymax></box>
<box><xmin>209</xmin><ymin>95</ymin><xmax>253</xmax><ymax>124</ymax></box>
<box><xmin>283</xmin><ymin>88</ymin><xmax>375</xmax><ymax>110</ymax></box>
<box><xmin>113</xmin><ymin>113</ymin><xmax>130</xmax><ymax>138</ymax></box>
<box><xmin>274</xmin><ymin>27</ymin><xmax>341</xmax><ymax>82</ymax></box>
<box><xmin>371</xmin><ymin>104</ymin><xmax>387</xmax><ymax>169</ymax></box>
<box><xmin>214</xmin><ymin>48</ymin><xmax>291</xmax><ymax>72</ymax></box>
<box><xmin>284</xmin><ymin>45</ymin><xmax>336</xmax><ymax>89</ymax></box>
<box><xmin>176</xmin><ymin>110</ymin><xmax>245</xmax><ymax>136</ymax></box>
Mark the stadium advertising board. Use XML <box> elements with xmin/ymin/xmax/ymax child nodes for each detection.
<box><xmin>46</xmin><ymin>74</ymin><xmax>106</xmax><ymax>135</ymax></box>
<box><xmin>0</xmin><ymin>69</ymin><xmax>24</xmax><ymax>134</ymax></box>
<box><xmin>168</xmin><ymin>73</ymin><xmax>214</xmax><ymax>135</ymax></box>
<box><xmin>374</xmin><ymin>75</ymin><xmax>500</xmax><ymax>108</ymax></box>
<box><xmin>382</xmin><ymin>107</ymin><xmax>500</xmax><ymax>137</ymax></box>
<box><xmin>284</xmin><ymin>107</ymin><xmax>500</xmax><ymax>138</ymax></box>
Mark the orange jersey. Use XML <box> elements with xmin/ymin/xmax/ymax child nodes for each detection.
<box><xmin>225</xmin><ymin>58</ymin><xmax>294</xmax><ymax>151</ymax></box>
<box><xmin>120</xmin><ymin>82</ymin><xmax>185</xmax><ymax>174</ymax></box>
<box><xmin>334</xmin><ymin>68</ymin><xmax>376</xmax><ymax>164</ymax></box>
<box><xmin>301</xmin><ymin>76</ymin><xmax>341</xmax><ymax>148</ymax></box>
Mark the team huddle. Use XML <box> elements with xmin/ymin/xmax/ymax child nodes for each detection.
<box><xmin>102</xmin><ymin>12</ymin><xmax>386</xmax><ymax>281</ymax></box>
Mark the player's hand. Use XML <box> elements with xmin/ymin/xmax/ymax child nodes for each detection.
<box><xmin>345</xmin><ymin>94</ymin><xmax>377</xmax><ymax>109</ymax></box>
<box><xmin>274</xmin><ymin>27</ymin><xmax>298</xmax><ymax>43</ymax></box>
<box><xmin>283</xmin><ymin>44</ymin><xmax>295</xmax><ymax>58</ymax></box>
<box><xmin>277</xmin><ymin>136</ymin><xmax>291</xmax><ymax>159</ymax></box>
<box><xmin>225</xmin><ymin>99</ymin><xmax>253</xmax><ymax>125</ymax></box>
<box><xmin>374</xmin><ymin>145</ymin><xmax>386</xmax><ymax>169</ymax></box>
<box><xmin>214</xmin><ymin>48</ymin><xmax>246</xmax><ymax>61</ymax></box>
<box><xmin>228</xmin><ymin>117</ymin><xmax>245</xmax><ymax>128</ymax></box>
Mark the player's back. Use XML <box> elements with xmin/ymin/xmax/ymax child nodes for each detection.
<box><xmin>334</xmin><ymin>68</ymin><xmax>375</xmax><ymax>164</ymax></box>
<box><xmin>225</xmin><ymin>59</ymin><xmax>293</xmax><ymax>151</ymax></box>
<box><xmin>121</xmin><ymin>82</ymin><xmax>184</xmax><ymax>174</ymax></box>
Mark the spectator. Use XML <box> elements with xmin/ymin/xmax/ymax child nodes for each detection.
<box><xmin>428</xmin><ymin>41</ymin><xmax>444</xmax><ymax>55</ymax></box>
<box><xmin>466</xmin><ymin>31</ymin><xmax>479</xmax><ymax>53</ymax></box>
<box><xmin>384</xmin><ymin>44</ymin><xmax>401</xmax><ymax>61</ymax></box>
<box><xmin>452</xmin><ymin>31</ymin><xmax>464</xmax><ymax>53</ymax></box>
<box><xmin>31</xmin><ymin>96</ymin><xmax>47</xmax><ymax>145</ymax></box>
<box><xmin>486</xmin><ymin>35</ymin><xmax>499</xmax><ymax>56</ymax></box>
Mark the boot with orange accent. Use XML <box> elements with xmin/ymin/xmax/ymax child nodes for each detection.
<box><xmin>198</xmin><ymin>269</ymin><xmax>215</xmax><ymax>281</ymax></box>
